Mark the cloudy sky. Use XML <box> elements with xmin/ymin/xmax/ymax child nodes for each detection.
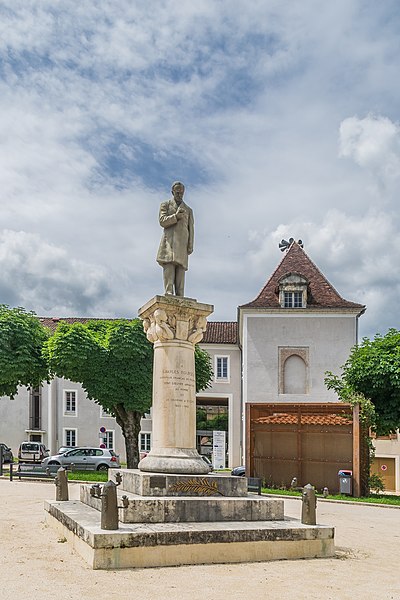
<box><xmin>1</xmin><ymin>1</ymin><xmax>399</xmax><ymax>339</ymax></box>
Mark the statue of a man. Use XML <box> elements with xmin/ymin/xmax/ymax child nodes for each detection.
<box><xmin>156</xmin><ymin>181</ymin><xmax>194</xmax><ymax>296</ymax></box>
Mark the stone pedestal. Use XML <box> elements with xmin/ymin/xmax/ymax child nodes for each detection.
<box><xmin>138</xmin><ymin>295</ymin><xmax>213</xmax><ymax>474</ymax></box>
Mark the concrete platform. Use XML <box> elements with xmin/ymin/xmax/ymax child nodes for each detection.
<box><xmin>44</xmin><ymin>500</ymin><xmax>334</xmax><ymax>570</ymax></box>
<box><xmin>80</xmin><ymin>486</ymin><xmax>285</xmax><ymax>523</ymax></box>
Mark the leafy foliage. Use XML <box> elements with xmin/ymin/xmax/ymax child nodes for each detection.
<box><xmin>0</xmin><ymin>305</ymin><xmax>49</xmax><ymax>397</ymax></box>
<box><xmin>45</xmin><ymin>318</ymin><xmax>213</xmax><ymax>467</ymax></box>
<box><xmin>369</xmin><ymin>472</ymin><xmax>385</xmax><ymax>494</ymax></box>
<box><xmin>326</xmin><ymin>328</ymin><xmax>400</xmax><ymax>435</ymax></box>
<box><xmin>196</xmin><ymin>408</ymin><xmax>228</xmax><ymax>431</ymax></box>
<box><xmin>194</xmin><ymin>345</ymin><xmax>213</xmax><ymax>393</ymax></box>
<box><xmin>45</xmin><ymin>319</ymin><xmax>153</xmax><ymax>414</ymax></box>
<box><xmin>324</xmin><ymin>371</ymin><xmax>376</xmax><ymax>430</ymax></box>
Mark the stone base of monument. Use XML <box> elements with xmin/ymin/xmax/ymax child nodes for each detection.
<box><xmin>44</xmin><ymin>470</ymin><xmax>334</xmax><ymax>569</ymax></box>
<box><xmin>138</xmin><ymin>447</ymin><xmax>210</xmax><ymax>474</ymax></box>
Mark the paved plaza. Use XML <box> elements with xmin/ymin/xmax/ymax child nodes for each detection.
<box><xmin>0</xmin><ymin>479</ymin><xmax>399</xmax><ymax>600</ymax></box>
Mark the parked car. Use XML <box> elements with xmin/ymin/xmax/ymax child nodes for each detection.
<box><xmin>18</xmin><ymin>442</ymin><xmax>49</xmax><ymax>464</ymax></box>
<box><xmin>42</xmin><ymin>447</ymin><xmax>120</xmax><ymax>471</ymax></box>
<box><xmin>0</xmin><ymin>443</ymin><xmax>13</xmax><ymax>463</ymax></box>
<box><xmin>231</xmin><ymin>465</ymin><xmax>246</xmax><ymax>477</ymax></box>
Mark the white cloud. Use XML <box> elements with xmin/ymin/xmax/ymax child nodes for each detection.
<box><xmin>0</xmin><ymin>2</ymin><xmax>399</xmax><ymax>338</ymax></box>
<box><xmin>247</xmin><ymin>209</ymin><xmax>400</xmax><ymax>337</ymax></box>
<box><xmin>0</xmin><ymin>230</ymin><xmax>112</xmax><ymax>315</ymax></box>
<box><xmin>339</xmin><ymin>115</ymin><xmax>400</xmax><ymax>184</ymax></box>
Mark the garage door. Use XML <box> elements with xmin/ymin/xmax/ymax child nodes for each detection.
<box><xmin>371</xmin><ymin>457</ymin><xmax>396</xmax><ymax>492</ymax></box>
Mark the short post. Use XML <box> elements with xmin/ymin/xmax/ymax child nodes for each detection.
<box><xmin>90</xmin><ymin>473</ymin><xmax>128</xmax><ymax>531</ymax></box>
<box><xmin>323</xmin><ymin>487</ymin><xmax>329</xmax><ymax>498</ymax></box>
<box><xmin>100</xmin><ymin>480</ymin><xmax>119</xmax><ymax>530</ymax></box>
<box><xmin>301</xmin><ymin>483</ymin><xmax>317</xmax><ymax>525</ymax></box>
<box><xmin>55</xmin><ymin>467</ymin><xmax>69</xmax><ymax>501</ymax></box>
<box><xmin>0</xmin><ymin>446</ymin><xmax>3</xmax><ymax>476</ymax></box>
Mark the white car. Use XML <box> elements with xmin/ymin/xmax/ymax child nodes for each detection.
<box><xmin>18</xmin><ymin>442</ymin><xmax>49</xmax><ymax>464</ymax></box>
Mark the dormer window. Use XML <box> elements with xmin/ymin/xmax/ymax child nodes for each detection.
<box><xmin>284</xmin><ymin>291</ymin><xmax>303</xmax><ymax>308</ymax></box>
<box><xmin>278</xmin><ymin>273</ymin><xmax>308</xmax><ymax>308</ymax></box>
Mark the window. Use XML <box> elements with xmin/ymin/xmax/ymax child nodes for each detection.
<box><xmin>215</xmin><ymin>356</ymin><xmax>229</xmax><ymax>382</ymax></box>
<box><xmin>284</xmin><ymin>291</ymin><xmax>303</xmax><ymax>308</ymax></box>
<box><xmin>64</xmin><ymin>429</ymin><xmax>77</xmax><ymax>447</ymax></box>
<box><xmin>140</xmin><ymin>433</ymin><xmax>151</xmax><ymax>452</ymax></box>
<box><xmin>29</xmin><ymin>387</ymin><xmax>42</xmax><ymax>430</ymax></box>
<box><xmin>278</xmin><ymin>273</ymin><xmax>308</xmax><ymax>308</ymax></box>
<box><xmin>100</xmin><ymin>406</ymin><xmax>113</xmax><ymax>418</ymax></box>
<box><xmin>64</xmin><ymin>390</ymin><xmax>77</xmax><ymax>415</ymax></box>
<box><xmin>104</xmin><ymin>430</ymin><xmax>114</xmax><ymax>450</ymax></box>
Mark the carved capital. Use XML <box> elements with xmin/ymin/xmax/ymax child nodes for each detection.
<box><xmin>138</xmin><ymin>295</ymin><xmax>213</xmax><ymax>346</ymax></box>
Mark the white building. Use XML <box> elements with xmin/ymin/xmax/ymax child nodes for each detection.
<box><xmin>2</xmin><ymin>241</ymin><xmax>397</xmax><ymax>491</ymax></box>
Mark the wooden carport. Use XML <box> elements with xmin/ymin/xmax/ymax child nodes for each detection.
<box><xmin>246</xmin><ymin>403</ymin><xmax>363</xmax><ymax>496</ymax></box>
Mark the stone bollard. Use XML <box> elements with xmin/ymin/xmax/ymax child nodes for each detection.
<box><xmin>90</xmin><ymin>474</ymin><xmax>129</xmax><ymax>530</ymax></box>
<box><xmin>323</xmin><ymin>487</ymin><xmax>329</xmax><ymax>498</ymax></box>
<box><xmin>301</xmin><ymin>483</ymin><xmax>317</xmax><ymax>525</ymax></box>
<box><xmin>100</xmin><ymin>480</ymin><xmax>119</xmax><ymax>530</ymax></box>
<box><xmin>55</xmin><ymin>467</ymin><xmax>69</xmax><ymax>501</ymax></box>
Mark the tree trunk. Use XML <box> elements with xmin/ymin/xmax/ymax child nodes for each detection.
<box><xmin>114</xmin><ymin>404</ymin><xmax>142</xmax><ymax>469</ymax></box>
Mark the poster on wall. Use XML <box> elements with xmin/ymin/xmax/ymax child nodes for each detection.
<box><xmin>212</xmin><ymin>430</ymin><xmax>226</xmax><ymax>470</ymax></box>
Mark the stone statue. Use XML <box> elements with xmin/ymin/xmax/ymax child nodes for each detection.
<box><xmin>156</xmin><ymin>181</ymin><xmax>194</xmax><ymax>296</ymax></box>
<box><xmin>154</xmin><ymin>308</ymin><xmax>175</xmax><ymax>341</ymax></box>
<box><xmin>188</xmin><ymin>316</ymin><xmax>207</xmax><ymax>344</ymax></box>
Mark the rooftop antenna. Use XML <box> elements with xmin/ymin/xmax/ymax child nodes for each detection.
<box><xmin>279</xmin><ymin>238</ymin><xmax>304</xmax><ymax>252</ymax></box>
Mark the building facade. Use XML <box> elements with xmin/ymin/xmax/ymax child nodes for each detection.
<box><xmin>2</xmin><ymin>241</ymin><xmax>397</xmax><ymax>490</ymax></box>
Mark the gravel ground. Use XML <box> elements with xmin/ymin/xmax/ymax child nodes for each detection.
<box><xmin>0</xmin><ymin>479</ymin><xmax>399</xmax><ymax>600</ymax></box>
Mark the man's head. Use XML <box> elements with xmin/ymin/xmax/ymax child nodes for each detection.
<box><xmin>171</xmin><ymin>181</ymin><xmax>185</xmax><ymax>203</ymax></box>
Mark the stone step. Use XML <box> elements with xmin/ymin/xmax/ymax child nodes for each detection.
<box><xmin>45</xmin><ymin>499</ymin><xmax>335</xmax><ymax>570</ymax></box>
<box><xmin>80</xmin><ymin>484</ymin><xmax>284</xmax><ymax>523</ymax></box>
<box><xmin>112</xmin><ymin>468</ymin><xmax>248</xmax><ymax>497</ymax></box>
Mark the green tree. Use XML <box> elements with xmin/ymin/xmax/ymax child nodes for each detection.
<box><xmin>208</xmin><ymin>412</ymin><xmax>228</xmax><ymax>431</ymax></box>
<box><xmin>325</xmin><ymin>328</ymin><xmax>400</xmax><ymax>435</ymax></box>
<box><xmin>45</xmin><ymin>319</ymin><xmax>213</xmax><ymax>468</ymax></box>
<box><xmin>0</xmin><ymin>305</ymin><xmax>49</xmax><ymax>397</ymax></box>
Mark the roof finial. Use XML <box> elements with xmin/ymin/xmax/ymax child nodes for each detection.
<box><xmin>278</xmin><ymin>238</ymin><xmax>304</xmax><ymax>252</ymax></box>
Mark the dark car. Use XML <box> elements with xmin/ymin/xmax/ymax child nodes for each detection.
<box><xmin>0</xmin><ymin>443</ymin><xmax>13</xmax><ymax>463</ymax></box>
<box><xmin>231</xmin><ymin>465</ymin><xmax>246</xmax><ymax>477</ymax></box>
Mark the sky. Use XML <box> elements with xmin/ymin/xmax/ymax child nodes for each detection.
<box><xmin>1</xmin><ymin>1</ymin><xmax>400</xmax><ymax>339</ymax></box>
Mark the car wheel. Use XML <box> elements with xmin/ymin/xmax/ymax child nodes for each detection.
<box><xmin>97</xmin><ymin>464</ymin><xmax>109</xmax><ymax>472</ymax></box>
<box><xmin>48</xmin><ymin>460</ymin><xmax>61</xmax><ymax>466</ymax></box>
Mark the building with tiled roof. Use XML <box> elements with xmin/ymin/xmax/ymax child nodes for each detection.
<box><xmin>241</xmin><ymin>241</ymin><xmax>365</xmax><ymax>311</ymax></box>
<box><xmin>1</xmin><ymin>240</ymin><xmax>376</xmax><ymax>492</ymax></box>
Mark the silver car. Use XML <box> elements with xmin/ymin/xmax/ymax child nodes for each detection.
<box><xmin>42</xmin><ymin>447</ymin><xmax>120</xmax><ymax>471</ymax></box>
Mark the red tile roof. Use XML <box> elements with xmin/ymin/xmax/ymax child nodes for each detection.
<box><xmin>202</xmin><ymin>321</ymin><xmax>238</xmax><ymax>344</ymax></box>
<box><xmin>40</xmin><ymin>316</ymin><xmax>238</xmax><ymax>345</ymax></box>
<box><xmin>241</xmin><ymin>242</ymin><xmax>365</xmax><ymax>311</ymax></box>
<box><xmin>253</xmin><ymin>413</ymin><xmax>353</xmax><ymax>426</ymax></box>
